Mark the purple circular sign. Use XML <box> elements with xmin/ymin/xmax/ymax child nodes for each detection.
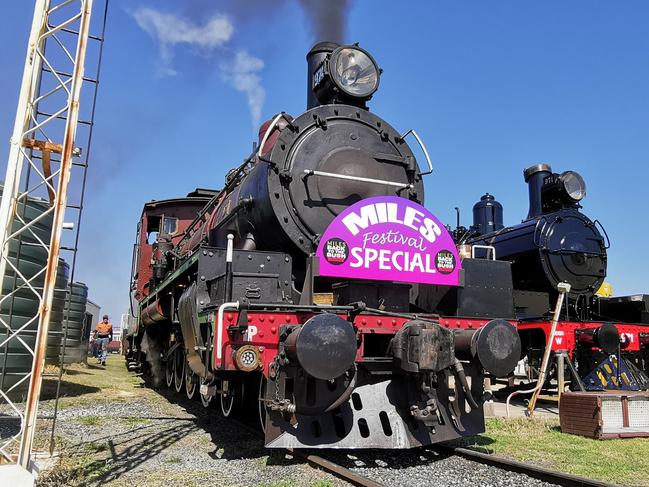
<box><xmin>316</xmin><ymin>196</ymin><xmax>461</xmax><ymax>286</ymax></box>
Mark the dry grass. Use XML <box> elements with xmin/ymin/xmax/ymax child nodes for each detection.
<box><xmin>40</xmin><ymin>356</ymin><xmax>170</xmax><ymax>412</ymax></box>
<box><xmin>457</xmin><ymin>417</ymin><xmax>649</xmax><ymax>486</ymax></box>
<box><xmin>37</xmin><ymin>357</ymin><xmax>647</xmax><ymax>486</ymax></box>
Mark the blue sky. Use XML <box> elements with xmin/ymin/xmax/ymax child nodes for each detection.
<box><xmin>1</xmin><ymin>1</ymin><xmax>648</xmax><ymax>322</ymax></box>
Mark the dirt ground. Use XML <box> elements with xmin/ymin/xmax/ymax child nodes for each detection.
<box><xmin>24</xmin><ymin>357</ymin><xmax>344</xmax><ymax>487</ymax></box>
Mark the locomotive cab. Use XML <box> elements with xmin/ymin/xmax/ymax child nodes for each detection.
<box><xmin>130</xmin><ymin>191</ymin><xmax>216</xmax><ymax>301</ymax></box>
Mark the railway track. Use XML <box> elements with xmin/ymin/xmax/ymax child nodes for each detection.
<box><xmin>308</xmin><ymin>444</ymin><xmax>617</xmax><ymax>487</ymax></box>
<box><xmin>217</xmin><ymin>406</ymin><xmax>615</xmax><ymax>487</ymax></box>
<box><xmin>442</xmin><ymin>446</ymin><xmax>616</xmax><ymax>487</ymax></box>
<box><xmin>141</xmin><ymin>373</ymin><xmax>615</xmax><ymax>487</ymax></box>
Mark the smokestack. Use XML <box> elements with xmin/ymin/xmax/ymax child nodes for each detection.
<box><xmin>306</xmin><ymin>41</ymin><xmax>339</xmax><ymax>110</ymax></box>
<box><xmin>523</xmin><ymin>163</ymin><xmax>552</xmax><ymax>220</ymax></box>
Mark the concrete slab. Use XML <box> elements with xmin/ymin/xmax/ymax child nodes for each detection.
<box><xmin>485</xmin><ymin>400</ymin><xmax>559</xmax><ymax>419</ymax></box>
<box><xmin>0</xmin><ymin>464</ymin><xmax>34</xmax><ymax>487</ymax></box>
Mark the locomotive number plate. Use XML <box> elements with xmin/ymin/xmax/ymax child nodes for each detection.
<box><xmin>313</xmin><ymin>63</ymin><xmax>326</xmax><ymax>88</ymax></box>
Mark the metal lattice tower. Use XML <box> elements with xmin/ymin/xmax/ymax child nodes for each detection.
<box><xmin>0</xmin><ymin>0</ymin><xmax>107</xmax><ymax>472</ymax></box>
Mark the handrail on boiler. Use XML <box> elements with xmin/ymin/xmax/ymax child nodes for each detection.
<box><xmin>401</xmin><ymin>129</ymin><xmax>433</xmax><ymax>175</ymax></box>
<box><xmin>303</xmin><ymin>169</ymin><xmax>413</xmax><ymax>189</ymax></box>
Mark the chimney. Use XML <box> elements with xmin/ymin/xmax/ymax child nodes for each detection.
<box><xmin>306</xmin><ymin>41</ymin><xmax>339</xmax><ymax>110</ymax></box>
<box><xmin>523</xmin><ymin>164</ymin><xmax>552</xmax><ymax>220</ymax></box>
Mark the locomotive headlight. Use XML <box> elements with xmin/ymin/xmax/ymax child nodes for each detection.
<box><xmin>560</xmin><ymin>171</ymin><xmax>586</xmax><ymax>202</ymax></box>
<box><xmin>330</xmin><ymin>46</ymin><xmax>380</xmax><ymax>99</ymax></box>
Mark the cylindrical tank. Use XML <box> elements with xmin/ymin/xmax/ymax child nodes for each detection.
<box><xmin>472</xmin><ymin>193</ymin><xmax>503</xmax><ymax>235</ymax></box>
<box><xmin>46</xmin><ymin>259</ymin><xmax>71</xmax><ymax>365</ymax></box>
<box><xmin>59</xmin><ymin>282</ymin><xmax>88</xmax><ymax>364</ymax></box>
<box><xmin>524</xmin><ymin>164</ymin><xmax>552</xmax><ymax>220</ymax></box>
<box><xmin>0</xmin><ymin>193</ymin><xmax>53</xmax><ymax>398</ymax></box>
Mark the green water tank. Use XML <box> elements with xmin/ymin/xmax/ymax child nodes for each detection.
<box><xmin>0</xmin><ymin>195</ymin><xmax>53</xmax><ymax>399</ymax></box>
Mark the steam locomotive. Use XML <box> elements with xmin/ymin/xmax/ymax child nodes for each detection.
<box><xmin>126</xmin><ymin>41</ymin><xmax>649</xmax><ymax>449</ymax></box>
<box><xmin>126</xmin><ymin>42</ymin><xmax>522</xmax><ymax>449</ymax></box>
<box><xmin>460</xmin><ymin>164</ymin><xmax>649</xmax><ymax>390</ymax></box>
<box><xmin>466</xmin><ymin>163</ymin><xmax>608</xmax><ymax>319</ymax></box>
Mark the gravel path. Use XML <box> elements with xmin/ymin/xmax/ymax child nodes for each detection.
<box><xmin>12</xmin><ymin>360</ymin><xmax>347</xmax><ymax>487</ymax></box>
<box><xmin>2</xmin><ymin>359</ymin><xmax>562</xmax><ymax>487</ymax></box>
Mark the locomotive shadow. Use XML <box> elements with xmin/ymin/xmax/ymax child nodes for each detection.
<box><xmin>40</xmin><ymin>378</ymin><xmax>100</xmax><ymax>400</ymax></box>
<box><xmin>153</xmin><ymin>388</ymin><xmax>497</xmax><ymax>471</ymax></box>
<box><xmin>58</xmin><ymin>420</ymin><xmax>197</xmax><ymax>486</ymax></box>
<box><xmin>292</xmin><ymin>445</ymin><xmax>462</xmax><ymax>470</ymax></box>
<box><xmin>155</xmin><ymin>387</ymin><xmax>273</xmax><ymax>462</ymax></box>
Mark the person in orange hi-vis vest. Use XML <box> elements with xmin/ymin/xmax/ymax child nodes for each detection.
<box><xmin>95</xmin><ymin>315</ymin><xmax>113</xmax><ymax>366</ymax></box>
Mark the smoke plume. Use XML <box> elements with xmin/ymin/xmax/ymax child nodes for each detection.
<box><xmin>297</xmin><ymin>0</ymin><xmax>351</xmax><ymax>43</ymax></box>
<box><xmin>130</xmin><ymin>1</ymin><xmax>353</xmax><ymax>126</ymax></box>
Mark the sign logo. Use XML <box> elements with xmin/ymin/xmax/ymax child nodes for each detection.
<box><xmin>316</xmin><ymin>196</ymin><xmax>461</xmax><ymax>285</ymax></box>
<box><xmin>323</xmin><ymin>238</ymin><xmax>349</xmax><ymax>265</ymax></box>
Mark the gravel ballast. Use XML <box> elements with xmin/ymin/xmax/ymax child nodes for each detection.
<box><xmin>317</xmin><ymin>448</ymin><xmax>559</xmax><ymax>487</ymax></box>
<box><xmin>0</xmin><ymin>359</ymin><xmax>564</xmax><ymax>486</ymax></box>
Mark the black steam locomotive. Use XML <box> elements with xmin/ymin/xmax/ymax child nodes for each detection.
<box><xmin>465</xmin><ymin>163</ymin><xmax>608</xmax><ymax>320</ymax></box>
<box><xmin>127</xmin><ymin>42</ymin><xmax>523</xmax><ymax>449</ymax></box>
<box><xmin>459</xmin><ymin>164</ymin><xmax>649</xmax><ymax>390</ymax></box>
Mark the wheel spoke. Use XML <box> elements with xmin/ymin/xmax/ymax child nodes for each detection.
<box><xmin>165</xmin><ymin>347</ymin><xmax>174</xmax><ymax>388</ymax></box>
<box><xmin>221</xmin><ymin>380</ymin><xmax>235</xmax><ymax>417</ymax></box>
<box><xmin>186</xmin><ymin>361</ymin><xmax>197</xmax><ymax>399</ymax></box>
<box><xmin>200</xmin><ymin>376</ymin><xmax>212</xmax><ymax>408</ymax></box>
<box><xmin>174</xmin><ymin>348</ymin><xmax>185</xmax><ymax>393</ymax></box>
<box><xmin>258</xmin><ymin>375</ymin><xmax>267</xmax><ymax>433</ymax></box>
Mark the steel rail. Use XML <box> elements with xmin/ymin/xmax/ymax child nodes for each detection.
<box><xmin>231</xmin><ymin>409</ymin><xmax>615</xmax><ymax>487</ymax></box>
<box><xmin>446</xmin><ymin>446</ymin><xmax>617</xmax><ymax>487</ymax></box>
<box><xmin>295</xmin><ymin>452</ymin><xmax>383</xmax><ymax>487</ymax></box>
<box><xmin>231</xmin><ymin>413</ymin><xmax>617</xmax><ymax>487</ymax></box>
<box><xmin>229</xmin><ymin>417</ymin><xmax>382</xmax><ymax>487</ymax></box>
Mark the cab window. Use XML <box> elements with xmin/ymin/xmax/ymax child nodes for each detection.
<box><xmin>146</xmin><ymin>215</ymin><xmax>161</xmax><ymax>244</ymax></box>
<box><xmin>162</xmin><ymin>217</ymin><xmax>178</xmax><ymax>235</ymax></box>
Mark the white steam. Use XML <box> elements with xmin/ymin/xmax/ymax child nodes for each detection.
<box><xmin>220</xmin><ymin>50</ymin><xmax>266</xmax><ymax>128</ymax></box>
<box><xmin>133</xmin><ymin>8</ymin><xmax>233</xmax><ymax>48</ymax></box>
<box><xmin>131</xmin><ymin>7</ymin><xmax>265</xmax><ymax>126</ymax></box>
<box><xmin>132</xmin><ymin>8</ymin><xmax>234</xmax><ymax>76</ymax></box>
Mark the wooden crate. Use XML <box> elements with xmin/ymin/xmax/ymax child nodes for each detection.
<box><xmin>560</xmin><ymin>391</ymin><xmax>649</xmax><ymax>439</ymax></box>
